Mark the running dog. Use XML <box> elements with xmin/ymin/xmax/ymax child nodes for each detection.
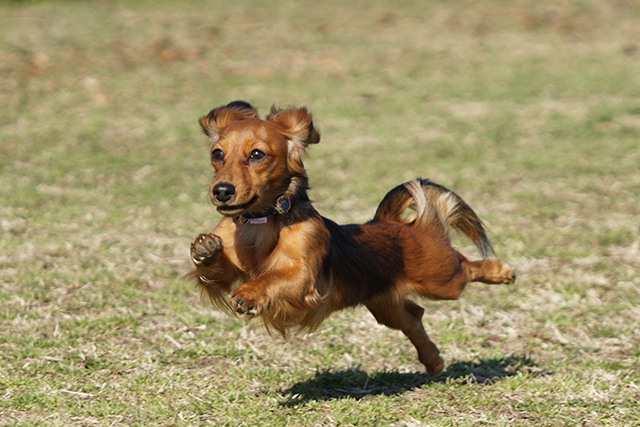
<box><xmin>187</xmin><ymin>101</ymin><xmax>516</xmax><ymax>376</ymax></box>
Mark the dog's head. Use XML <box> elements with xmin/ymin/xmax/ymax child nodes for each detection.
<box><xmin>199</xmin><ymin>101</ymin><xmax>320</xmax><ymax>216</ymax></box>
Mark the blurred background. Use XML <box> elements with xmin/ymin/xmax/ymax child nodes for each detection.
<box><xmin>1</xmin><ymin>0</ymin><xmax>640</xmax><ymax>425</ymax></box>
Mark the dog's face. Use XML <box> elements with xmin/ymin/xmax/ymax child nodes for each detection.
<box><xmin>199</xmin><ymin>102</ymin><xmax>320</xmax><ymax>216</ymax></box>
<box><xmin>206</xmin><ymin>118</ymin><xmax>290</xmax><ymax>217</ymax></box>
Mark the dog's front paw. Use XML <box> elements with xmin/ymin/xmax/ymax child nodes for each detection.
<box><xmin>191</xmin><ymin>233</ymin><xmax>223</xmax><ymax>266</ymax></box>
<box><xmin>229</xmin><ymin>286</ymin><xmax>263</xmax><ymax>316</ymax></box>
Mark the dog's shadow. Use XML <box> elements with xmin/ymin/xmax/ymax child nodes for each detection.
<box><xmin>281</xmin><ymin>355</ymin><xmax>547</xmax><ymax>406</ymax></box>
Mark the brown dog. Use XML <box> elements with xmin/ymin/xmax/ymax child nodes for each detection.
<box><xmin>187</xmin><ymin>101</ymin><xmax>516</xmax><ymax>376</ymax></box>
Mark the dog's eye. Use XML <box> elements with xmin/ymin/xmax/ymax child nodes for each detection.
<box><xmin>211</xmin><ymin>149</ymin><xmax>224</xmax><ymax>163</ymax></box>
<box><xmin>248</xmin><ymin>149</ymin><xmax>266</xmax><ymax>161</ymax></box>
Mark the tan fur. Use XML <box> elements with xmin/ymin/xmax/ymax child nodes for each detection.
<box><xmin>188</xmin><ymin>101</ymin><xmax>516</xmax><ymax>376</ymax></box>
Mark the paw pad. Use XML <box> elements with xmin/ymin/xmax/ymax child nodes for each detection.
<box><xmin>190</xmin><ymin>233</ymin><xmax>223</xmax><ymax>265</ymax></box>
<box><xmin>230</xmin><ymin>292</ymin><xmax>259</xmax><ymax>316</ymax></box>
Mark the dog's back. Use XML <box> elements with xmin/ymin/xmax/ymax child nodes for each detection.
<box><xmin>320</xmin><ymin>178</ymin><xmax>497</xmax><ymax>309</ymax></box>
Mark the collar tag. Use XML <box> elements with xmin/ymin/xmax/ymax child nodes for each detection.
<box><xmin>239</xmin><ymin>194</ymin><xmax>293</xmax><ymax>225</ymax></box>
<box><xmin>275</xmin><ymin>195</ymin><xmax>292</xmax><ymax>214</ymax></box>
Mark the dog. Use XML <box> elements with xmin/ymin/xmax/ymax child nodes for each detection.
<box><xmin>187</xmin><ymin>101</ymin><xmax>516</xmax><ymax>377</ymax></box>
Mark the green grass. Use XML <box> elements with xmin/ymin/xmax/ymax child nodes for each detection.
<box><xmin>2</xmin><ymin>0</ymin><xmax>640</xmax><ymax>425</ymax></box>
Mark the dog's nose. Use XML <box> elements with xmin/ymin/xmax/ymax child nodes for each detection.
<box><xmin>212</xmin><ymin>183</ymin><xmax>235</xmax><ymax>202</ymax></box>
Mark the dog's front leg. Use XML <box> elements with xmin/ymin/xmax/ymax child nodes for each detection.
<box><xmin>228</xmin><ymin>216</ymin><xmax>328</xmax><ymax>323</ymax></box>
<box><xmin>188</xmin><ymin>233</ymin><xmax>240</xmax><ymax>308</ymax></box>
<box><xmin>229</xmin><ymin>268</ymin><xmax>313</xmax><ymax>317</ymax></box>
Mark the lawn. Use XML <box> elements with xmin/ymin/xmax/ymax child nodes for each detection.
<box><xmin>1</xmin><ymin>0</ymin><xmax>640</xmax><ymax>425</ymax></box>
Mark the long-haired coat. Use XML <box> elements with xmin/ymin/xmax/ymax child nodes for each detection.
<box><xmin>188</xmin><ymin>101</ymin><xmax>516</xmax><ymax>376</ymax></box>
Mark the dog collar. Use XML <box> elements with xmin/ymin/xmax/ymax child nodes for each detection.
<box><xmin>238</xmin><ymin>194</ymin><xmax>293</xmax><ymax>225</ymax></box>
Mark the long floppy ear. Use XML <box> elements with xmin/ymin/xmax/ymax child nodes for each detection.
<box><xmin>267</xmin><ymin>106</ymin><xmax>320</xmax><ymax>174</ymax></box>
<box><xmin>199</xmin><ymin>101</ymin><xmax>258</xmax><ymax>139</ymax></box>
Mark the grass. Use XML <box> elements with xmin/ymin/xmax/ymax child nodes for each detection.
<box><xmin>2</xmin><ymin>0</ymin><xmax>640</xmax><ymax>425</ymax></box>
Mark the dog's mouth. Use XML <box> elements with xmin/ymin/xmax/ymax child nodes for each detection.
<box><xmin>215</xmin><ymin>195</ymin><xmax>259</xmax><ymax>216</ymax></box>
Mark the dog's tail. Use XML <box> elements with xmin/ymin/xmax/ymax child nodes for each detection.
<box><xmin>372</xmin><ymin>178</ymin><xmax>494</xmax><ymax>258</ymax></box>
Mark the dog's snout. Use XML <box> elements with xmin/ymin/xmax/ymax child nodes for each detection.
<box><xmin>212</xmin><ymin>183</ymin><xmax>236</xmax><ymax>202</ymax></box>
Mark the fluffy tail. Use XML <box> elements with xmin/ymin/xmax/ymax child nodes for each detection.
<box><xmin>372</xmin><ymin>178</ymin><xmax>494</xmax><ymax>258</ymax></box>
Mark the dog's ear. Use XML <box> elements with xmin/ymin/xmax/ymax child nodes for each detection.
<box><xmin>199</xmin><ymin>101</ymin><xmax>258</xmax><ymax>139</ymax></box>
<box><xmin>267</xmin><ymin>106</ymin><xmax>320</xmax><ymax>173</ymax></box>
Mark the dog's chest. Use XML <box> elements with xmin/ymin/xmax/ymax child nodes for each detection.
<box><xmin>234</xmin><ymin>223</ymin><xmax>280</xmax><ymax>276</ymax></box>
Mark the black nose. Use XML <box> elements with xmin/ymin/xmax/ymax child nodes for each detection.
<box><xmin>212</xmin><ymin>183</ymin><xmax>235</xmax><ymax>202</ymax></box>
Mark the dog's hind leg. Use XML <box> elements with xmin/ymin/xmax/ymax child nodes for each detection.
<box><xmin>365</xmin><ymin>298</ymin><xmax>444</xmax><ymax>377</ymax></box>
<box><xmin>458</xmin><ymin>252</ymin><xmax>516</xmax><ymax>285</ymax></box>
